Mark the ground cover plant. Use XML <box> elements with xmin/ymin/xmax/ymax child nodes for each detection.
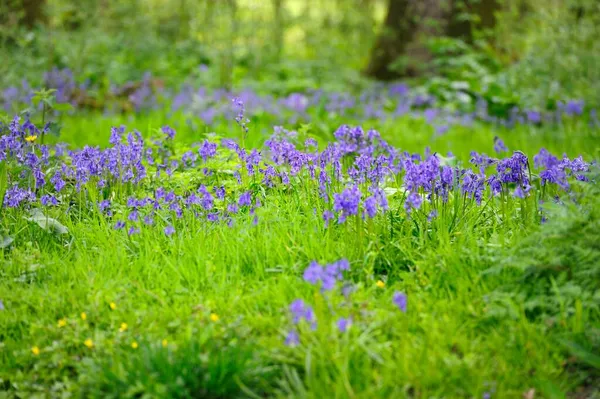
<box><xmin>0</xmin><ymin>94</ymin><xmax>599</xmax><ymax>397</ymax></box>
<box><xmin>1</xmin><ymin>0</ymin><xmax>600</xmax><ymax>398</ymax></box>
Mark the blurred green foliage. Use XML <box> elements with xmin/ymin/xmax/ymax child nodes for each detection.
<box><xmin>0</xmin><ymin>0</ymin><xmax>598</xmax><ymax>107</ymax></box>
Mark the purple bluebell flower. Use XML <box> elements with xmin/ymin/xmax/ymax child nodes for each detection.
<box><xmin>393</xmin><ymin>291</ymin><xmax>407</xmax><ymax>312</ymax></box>
<box><xmin>404</xmin><ymin>191</ymin><xmax>422</xmax><ymax>214</ymax></box>
<box><xmin>493</xmin><ymin>137</ymin><xmax>508</xmax><ymax>154</ymax></box>
<box><xmin>114</xmin><ymin>221</ymin><xmax>125</xmax><ymax>230</ymax></box>
<box><xmin>435</xmin><ymin>124</ymin><xmax>449</xmax><ymax>135</ymax></box>
<box><xmin>462</xmin><ymin>171</ymin><xmax>485</xmax><ymax>205</ymax></box>
<box><xmin>214</xmin><ymin>186</ymin><xmax>226</xmax><ymax>200</ymax></box>
<box><xmin>40</xmin><ymin>194</ymin><xmax>58</xmax><ymax>206</ymax></box>
<box><xmin>3</xmin><ymin>185</ymin><xmax>34</xmax><ymax>208</ymax></box>
<box><xmin>427</xmin><ymin>210</ymin><xmax>438</xmax><ymax>221</ymax></box>
<box><xmin>513</xmin><ymin>184</ymin><xmax>531</xmax><ymax>199</ymax></box>
<box><xmin>363</xmin><ymin>196</ymin><xmax>377</xmax><ymax>218</ymax></box>
<box><xmin>199</xmin><ymin>140</ymin><xmax>217</xmax><ymax>161</ymax></box>
<box><xmin>164</xmin><ymin>225</ymin><xmax>175</xmax><ymax>236</ymax></box>
<box><xmin>563</xmin><ymin>100</ymin><xmax>584</xmax><ymax>116</ymax></box>
<box><xmin>526</xmin><ymin>110</ymin><xmax>541</xmax><ymax>124</ymax></box>
<box><xmin>238</xmin><ymin>191</ymin><xmax>252</xmax><ymax>207</ymax></box>
<box><xmin>487</xmin><ymin>175</ymin><xmax>502</xmax><ymax>196</ymax></box>
<box><xmin>285</xmin><ymin>330</ymin><xmax>300</xmax><ymax>347</ymax></box>
<box><xmin>232</xmin><ymin>98</ymin><xmax>249</xmax><ymax>133</ymax></box>
<box><xmin>128</xmin><ymin>226</ymin><xmax>140</xmax><ymax>236</ymax></box>
<box><xmin>289</xmin><ymin>299</ymin><xmax>316</xmax><ymax>328</ymax></box>
<box><xmin>50</xmin><ymin>172</ymin><xmax>66</xmax><ymax>192</ymax></box>
<box><xmin>99</xmin><ymin>200</ymin><xmax>111</xmax><ymax>213</ymax></box>
<box><xmin>302</xmin><ymin>259</ymin><xmax>348</xmax><ymax>291</ymax></box>
<box><xmin>337</xmin><ymin>317</ymin><xmax>351</xmax><ymax>333</ymax></box>
<box><xmin>303</xmin><ymin>261</ymin><xmax>323</xmax><ymax>284</ymax></box>
<box><xmin>333</xmin><ymin>185</ymin><xmax>361</xmax><ymax>223</ymax></box>
<box><xmin>227</xmin><ymin>203</ymin><xmax>239</xmax><ymax>214</ymax></box>
<box><xmin>128</xmin><ymin>210</ymin><xmax>139</xmax><ymax>221</ymax></box>
<box><xmin>323</xmin><ymin>210</ymin><xmax>334</xmax><ymax>226</ymax></box>
<box><xmin>233</xmin><ymin>171</ymin><xmax>242</xmax><ymax>184</ymax></box>
<box><xmin>161</xmin><ymin>126</ymin><xmax>176</xmax><ymax>140</ymax></box>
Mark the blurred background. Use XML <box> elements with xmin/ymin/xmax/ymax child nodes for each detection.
<box><xmin>0</xmin><ymin>0</ymin><xmax>598</xmax><ymax>115</ymax></box>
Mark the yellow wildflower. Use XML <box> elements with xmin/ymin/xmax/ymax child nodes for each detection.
<box><xmin>162</xmin><ymin>339</ymin><xmax>168</xmax><ymax>348</ymax></box>
<box><xmin>131</xmin><ymin>341</ymin><xmax>138</xmax><ymax>349</ymax></box>
<box><xmin>31</xmin><ymin>346</ymin><xmax>40</xmax><ymax>356</ymax></box>
<box><xmin>25</xmin><ymin>135</ymin><xmax>37</xmax><ymax>143</ymax></box>
<box><xmin>80</xmin><ymin>312</ymin><xmax>87</xmax><ymax>321</ymax></box>
<box><xmin>210</xmin><ymin>313</ymin><xmax>219</xmax><ymax>322</ymax></box>
<box><xmin>84</xmin><ymin>339</ymin><xmax>94</xmax><ymax>349</ymax></box>
<box><xmin>119</xmin><ymin>322</ymin><xmax>128</xmax><ymax>332</ymax></box>
<box><xmin>109</xmin><ymin>302</ymin><xmax>117</xmax><ymax>310</ymax></box>
<box><xmin>57</xmin><ymin>318</ymin><xmax>67</xmax><ymax>328</ymax></box>
<box><xmin>376</xmin><ymin>280</ymin><xmax>385</xmax><ymax>288</ymax></box>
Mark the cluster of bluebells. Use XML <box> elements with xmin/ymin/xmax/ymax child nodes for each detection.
<box><xmin>285</xmin><ymin>259</ymin><xmax>409</xmax><ymax>347</ymax></box>
<box><xmin>4</xmin><ymin>68</ymin><xmax>599</xmax><ymax>133</ymax></box>
<box><xmin>303</xmin><ymin>259</ymin><xmax>350</xmax><ymax>291</ymax></box>
<box><xmin>0</xmin><ymin>108</ymin><xmax>593</xmax><ymax>237</ymax></box>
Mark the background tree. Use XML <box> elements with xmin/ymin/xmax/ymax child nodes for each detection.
<box><xmin>366</xmin><ymin>0</ymin><xmax>499</xmax><ymax>80</ymax></box>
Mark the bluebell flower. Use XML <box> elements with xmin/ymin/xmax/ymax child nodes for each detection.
<box><xmin>214</xmin><ymin>186</ymin><xmax>226</xmax><ymax>200</ymax></box>
<box><xmin>493</xmin><ymin>137</ymin><xmax>508</xmax><ymax>154</ymax></box>
<box><xmin>40</xmin><ymin>194</ymin><xmax>58</xmax><ymax>206</ymax></box>
<box><xmin>285</xmin><ymin>330</ymin><xmax>300</xmax><ymax>347</ymax></box>
<box><xmin>303</xmin><ymin>261</ymin><xmax>323</xmax><ymax>284</ymax></box>
<box><xmin>289</xmin><ymin>299</ymin><xmax>316</xmax><ymax>328</ymax></box>
<box><xmin>363</xmin><ymin>196</ymin><xmax>377</xmax><ymax>218</ymax></box>
<box><xmin>337</xmin><ymin>317</ymin><xmax>351</xmax><ymax>333</ymax></box>
<box><xmin>393</xmin><ymin>291</ymin><xmax>407</xmax><ymax>312</ymax></box>
<box><xmin>333</xmin><ymin>185</ymin><xmax>361</xmax><ymax>223</ymax></box>
<box><xmin>238</xmin><ymin>191</ymin><xmax>252</xmax><ymax>207</ymax></box>
<box><xmin>404</xmin><ymin>191</ymin><xmax>422</xmax><ymax>214</ymax></box>
<box><xmin>323</xmin><ymin>210</ymin><xmax>334</xmax><ymax>227</ymax></box>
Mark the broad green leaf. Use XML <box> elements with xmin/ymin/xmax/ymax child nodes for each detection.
<box><xmin>0</xmin><ymin>235</ymin><xmax>13</xmax><ymax>248</ymax></box>
<box><xmin>24</xmin><ymin>209</ymin><xmax>69</xmax><ymax>235</ymax></box>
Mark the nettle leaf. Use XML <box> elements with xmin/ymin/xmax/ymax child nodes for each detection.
<box><xmin>0</xmin><ymin>235</ymin><xmax>14</xmax><ymax>248</ymax></box>
<box><xmin>24</xmin><ymin>209</ymin><xmax>69</xmax><ymax>235</ymax></box>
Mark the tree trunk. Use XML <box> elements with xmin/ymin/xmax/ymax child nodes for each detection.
<box><xmin>365</xmin><ymin>0</ymin><xmax>416</xmax><ymax>80</ymax></box>
<box><xmin>366</xmin><ymin>0</ymin><xmax>500</xmax><ymax>80</ymax></box>
<box><xmin>273</xmin><ymin>0</ymin><xmax>284</xmax><ymax>60</ymax></box>
<box><xmin>20</xmin><ymin>0</ymin><xmax>47</xmax><ymax>28</ymax></box>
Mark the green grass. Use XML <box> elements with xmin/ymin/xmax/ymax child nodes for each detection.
<box><xmin>0</xmin><ymin>112</ymin><xmax>599</xmax><ymax>398</ymax></box>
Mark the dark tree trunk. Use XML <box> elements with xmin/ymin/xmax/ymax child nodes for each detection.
<box><xmin>365</xmin><ymin>0</ymin><xmax>416</xmax><ymax>80</ymax></box>
<box><xmin>0</xmin><ymin>0</ymin><xmax>46</xmax><ymax>30</ymax></box>
<box><xmin>20</xmin><ymin>0</ymin><xmax>47</xmax><ymax>28</ymax></box>
<box><xmin>366</xmin><ymin>0</ymin><xmax>500</xmax><ymax>80</ymax></box>
<box><xmin>273</xmin><ymin>0</ymin><xmax>284</xmax><ymax>60</ymax></box>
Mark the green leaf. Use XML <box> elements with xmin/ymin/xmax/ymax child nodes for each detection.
<box><xmin>0</xmin><ymin>235</ymin><xmax>13</xmax><ymax>248</ymax></box>
<box><xmin>52</xmin><ymin>102</ymin><xmax>74</xmax><ymax>112</ymax></box>
<box><xmin>559</xmin><ymin>339</ymin><xmax>600</xmax><ymax>369</ymax></box>
<box><xmin>24</xmin><ymin>209</ymin><xmax>69</xmax><ymax>235</ymax></box>
<box><xmin>46</xmin><ymin>122</ymin><xmax>62</xmax><ymax>137</ymax></box>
